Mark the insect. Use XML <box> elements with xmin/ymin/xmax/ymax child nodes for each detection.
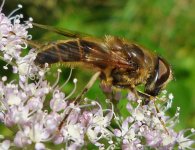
<box><xmin>31</xmin><ymin>23</ymin><xmax>172</xmax><ymax>100</ymax></box>
<box><xmin>31</xmin><ymin>23</ymin><xmax>173</xmax><ymax>133</ymax></box>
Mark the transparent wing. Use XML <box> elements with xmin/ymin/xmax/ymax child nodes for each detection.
<box><xmin>32</xmin><ymin>23</ymin><xmax>135</xmax><ymax>69</ymax></box>
<box><xmin>35</xmin><ymin>39</ymin><xmax>135</xmax><ymax>69</ymax></box>
<box><xmin>32</xmin><ymin>22</ymin><xmax>89</xmax><ymax>38</ymax></box>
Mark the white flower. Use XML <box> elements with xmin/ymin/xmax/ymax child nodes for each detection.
<box><xmin>7</xmin><ymin>93</ymin><xmax>21</xmax><ymax>105</ymax></box>
<box><xmin>64</xmin><ymin>124</ymin><xmax>84</xmax><ymax>145</ymax></box>
<box><xmin>35</xmin><ymin>143</ymin><xmax>45</xmax><ymax>150</ymax></box>
<box><xmin>0</xmin><ymin>140</ymin><xmax>10</xmax><ymax>150</ymax></box>
<box><xmin>29</xmin><ymin>123</ymin><xmax>50</xmax><ymax>143</ymax></box>
<box><xmin>162</xmin><ymin>133</ymin><xmax>175</xmax><ymax>146</ymax></box>
<box><xmin>177</xmin><ymin>129</ymin><xmax>195</xmax><ymax>149</ymax></box>
<box><xmin>133</xmin><ymin>109</ymin><xmax>144</xmax><ymax>121</ymax></box>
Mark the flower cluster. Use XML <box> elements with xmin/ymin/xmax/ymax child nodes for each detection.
<box><xmin>0</xmin><ymin>1</ymin><xmax>194</xmax><ymax>150</ymax></box>
<box><xmin>114</xmin><ymin>93</ymin><xmax>195</xmax><ymax>150</ymax></box>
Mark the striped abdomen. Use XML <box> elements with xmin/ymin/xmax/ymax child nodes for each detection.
<box><xmin>34</xmin><ymin>39</ymin><xmax>107</xmax><ymax>68</ymax></box>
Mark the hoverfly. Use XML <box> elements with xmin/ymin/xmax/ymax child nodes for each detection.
<box><xmin>31</xmin><ymin>23</ymin><xmax>173</xmax><ymax>134</ymax></box>
<box><xmin>32</xmin><ymin>23</ymin><xmax>172</xmax><ymax>101</ymax></box>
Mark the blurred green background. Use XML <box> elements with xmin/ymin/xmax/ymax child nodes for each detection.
<box><xmin>4</xmin><ymin>0</ymin><xmax>195</xmax><ymax>131</ymax></box>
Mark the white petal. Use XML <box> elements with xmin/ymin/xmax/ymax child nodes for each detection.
<box><xmin>35</xmin><ymin>142</ymin><xmax>45</xmax><ymax>150</ymax></box>
<box><xmin>0</xmin><ymin>140</ymin><xmax>10</xmax><ymax>150</ymax></box>
<box><xmin>7</xmin><ymin>94</ymin><xmax>21</xmax><ymax>105</ymax></box>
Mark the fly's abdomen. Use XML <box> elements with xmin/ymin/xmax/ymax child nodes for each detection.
<box><xmin>34</xmin><ymin>40</ymin><xmax>82</xmax><ymax>65</ymax></box>
<box><xmin>34</xmin><ymin>39</ymin><xmax>107</xmax><ymax>67</ymax></box>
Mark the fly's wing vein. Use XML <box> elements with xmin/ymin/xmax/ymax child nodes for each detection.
<box><xmin>32</xmin><ymin>23</ymin><xmax>89</xmax><ymax>38</ymax></box>
<box><xmin>35</xmin><ymin>39</ymin><xmax>135</xmax><ymax>69</ymax></box>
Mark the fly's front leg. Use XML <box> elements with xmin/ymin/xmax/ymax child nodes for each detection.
<box><xmin>137</xmin><ymin>91</ymin><xmax>151</xmax><ymax>105</ymax></box>
<box><xmin>137</xmin><ymin>90</ymin><xmax>169</xmax><ymax>134</ymax></box>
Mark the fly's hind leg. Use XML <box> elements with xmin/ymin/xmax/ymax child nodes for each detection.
<box><xmin>58</xmin><ymin>71</ymin><xmax>101</xmax><ymax>131</ymax></box>
<box><xmin>128</xmin><ymin>87</ymin><xmax>140</xmax><ymax>102</ymax></box>
<box><xmin>75</xmin><ymin>71</ymin><xmax>101</xmax><ymax>102</ymax></box>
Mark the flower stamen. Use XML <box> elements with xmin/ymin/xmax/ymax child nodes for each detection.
<box><xmin>60</xmin><ymin>68</ymin><xmax>73</xmax><ymax>89</ymax></box>
<box><xmin>64</xmin><ymin>78</ymin><xmax>77</xmax><ymax>101</ymax></box>
<box><xmin>8</xmin><ymin>4</ymin><xmax>23</xmax><ymax>18</ymax></box>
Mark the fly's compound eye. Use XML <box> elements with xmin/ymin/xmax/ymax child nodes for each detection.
<box><xmin>145</xmin><ymin>57</ymin><xmax>172</xmax><ymax>96</ymax></box>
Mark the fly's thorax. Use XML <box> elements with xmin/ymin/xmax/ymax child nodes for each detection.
<box><xmin>102</xmin><ymin>37</ymin><xmax>158</xmax><ymax>88</ymax></box>
<box><xmin>122</xmin><ymin>42</ymin><xmax>157</xmax><ymax>85</ymax></box>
